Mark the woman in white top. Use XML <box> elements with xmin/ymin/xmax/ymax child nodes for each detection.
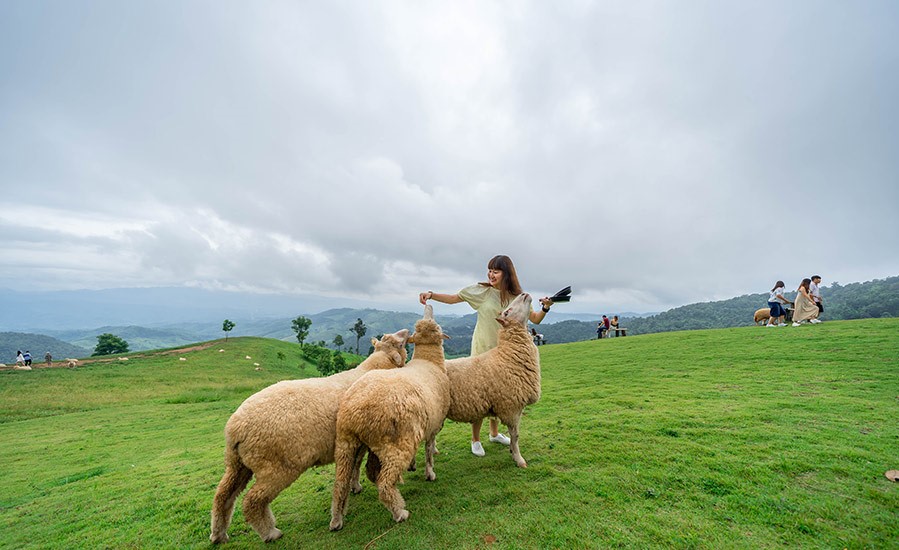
<box><xmin>420</xmin><ymin>255</ymin><xmax>553</xmax><ymax>456</ymax></box>
<box><xmin>766</xmin><ymin>281</ymin><xmax>790</xmax><ymax>327</ymax></box>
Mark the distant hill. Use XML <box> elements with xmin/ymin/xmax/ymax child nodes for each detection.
<box><xmin>42</xmin><ymin>325</ymin><xmax>203</xmax><ymax>353</ymax></box>
<box><xmin>549</xmin><ymin>276</ymin><xmax>899</xmax><ymax>339</ymax></box>
<box><xmin>0</xmin><ymin>332</ymin><xmax>91</xmax><ymax>363</ymax></box>
<box><xmin>16</xmin><ymin>276</ymin><xmax>897</xmax><ymax>356</ymax></box>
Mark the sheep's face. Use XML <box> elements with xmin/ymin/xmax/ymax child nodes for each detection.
<box><xmin>496</xmin><ymin>292</ymin><xmax>532</xmax><ymax>328</ymax></box>
<box><xmin>371</xmin><ymin>329</ymin><xmax>410</xmax><ymax>367</ymax></box>
<box><xmin>409</xmin><ymin>305</ymin><xmax>450</xmax><ymax>345</ymax></box>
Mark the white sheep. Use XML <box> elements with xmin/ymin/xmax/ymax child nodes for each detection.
<box><xmin>330</xmin><ymin>304</ymin><xmax>451</xmax><ymax>531</ymax></box>
<box><xmin>444</xmin><ymin>292</ymin><xmax>541</xmax><ymax>468</ymax></box>
<box><xmin>65</xmin><ymin>359</ymin><xmax>78</xmax><ymax>368</ymax></box>
<box><xmin>209</xmin><ymin>329</ymin><xmax>409</xmax><ymax>544</ymax></box>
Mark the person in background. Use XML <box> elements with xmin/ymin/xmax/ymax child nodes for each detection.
<box><xmin>610</xmin><ymin>315</ymin><xmax>620</xmax><ymax>336</ymax></box>
<box><xmin>420</xmin><ymin>254</ymin><xmax>553</xmax><ymax>457</ymax></box>
<box><xmin>597</xmin><ymin>315</ymin><xmax>609</xmax><ymax>339</ymax></box>
<box><xmin>766</xmin><ymin>281</ymin><xmax>790</xmax><ymax>327</ymax></box>
<box><xmin>23</xmin><ymin>351</ymin><xmax>32</xmax><ymax>367</ymax></box>
<box><xmin>793</xmin><ymin>278</ymin><xmax>821</xmax><ymax>326</ymax></box>
<box><xmin>45</xmin><ymin>351</ymin><xmax>52</xmax><ymax>367</ymax></box>
<box><xmin>810</xmin><ymin>275</ymin><xmax>824</xmax><ymax>320</ymax></box>
<box><xmin>16</xmin><ymin>350</ymin><xmax>25</xmax><ymax>367</ymax></box>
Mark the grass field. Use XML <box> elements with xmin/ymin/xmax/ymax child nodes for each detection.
<box><xmin>1</xmin><ymin>320</ymin><xmax>897</xmax><ymax>549</ymax></box>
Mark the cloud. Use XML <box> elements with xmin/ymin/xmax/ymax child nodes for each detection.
<box><xmin>1</xmin><ymin>1</ymin><xmax>897</xmax><ymax>313</ymax></box>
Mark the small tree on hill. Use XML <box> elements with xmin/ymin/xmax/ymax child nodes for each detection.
<box><xmin>349</xmin><ymin>318</ymin><xmax>367</xmax><ymax>355</ymax></box>
<box><xmin>222</xmin><ymin>319</ymin><xmax>235</xmax><ymax>340</ymax></box>
<box><xmin>332</xmin><ymin>350</ymin><xmax>348</xmax><ymax>373</ymax></box>
<box><xmin>291</xmin><ymin>316</ymin><xmax>312</xmax><ymax>345</ymax></box>
<box><xmin>93</xmin><ymin>333</ymin><xmax>129</xmax><ymax>356</ymax></box>
<box><xmin>332</xmin><ymin>334</ymin><xmax>344</xmax><ymax>351</ymax></box>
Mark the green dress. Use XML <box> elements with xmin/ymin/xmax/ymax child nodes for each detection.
<box><xmin>459</xmin><ymin>284</ymin><xmax>531</xmax><ymax>356</ymax></box>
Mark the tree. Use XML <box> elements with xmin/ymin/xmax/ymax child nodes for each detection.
<box><xmin>332</xmin><ymin>350</ymin><xmax>348</xmax><ymax>373</ymax></box>
<box><xmin>93</xmin><ymin>333</ymin><xmax>129</xmax><ymax>356</ymax></box>
<box><xmin>291</xmin><ymin>316</ymin><xmax>312</xmax><ymax>345</ymax></box>
<box><xmin>222</xmin><ymin>319</ymin><xmax>235</xmax><ymax>340</ymax></box>
<box><xmin>349</xmin><ymin>318</ymin><xmax>367</xmax><ymax>355</ymax></box>
<box><xmin>332</xmin><ymin>334</ymin><xmax>344</xmax><ymax>350</ymax></box>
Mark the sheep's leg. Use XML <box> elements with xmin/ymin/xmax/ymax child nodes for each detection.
<box><xmin>507</xmin><ymin>414</ymin><xmax>527</xmax><ymax>468</ymax></box>
<box><xmin>424</xmin><ymin>437</ymin><xmax>437</xmax><ymax>481</ymax></box>
<box><xmin>330</xmin><ymin>436</ymin><xmax>362</xmax><ymax>531</ymax></box>
<box><xmin>351</xmin><ymin>449</ymin><xmax>366</xmax><ymax>494</ymax></box>
<box><xmin>242</xmin><ymin>464</ymin><xmax>299</xmax><ymax>542</ymax></box>
<box><xmin>376</xmin><ymin>450</ymin><xmax>412</xmax><ymax>523</ymax></box>
<box><xmin>210</xmin><ymin>458</ymin><xmax>253</xmax><ymax>544</ymax></box>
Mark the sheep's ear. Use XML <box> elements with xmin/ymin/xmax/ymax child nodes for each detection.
<box><xmin>496</xmin><ymin>316</ymin><xmax>511</xmax><ymax>327</ymax></box>
<box><xmin>443</xmin><ymin>333</ymin><xmax>451</xmax><ymax>340</ymax></box>
<box><xmin>407</xmin><ymin>333</ymin><xmax>417</xmax><ymax>344</ymax></box>
<box><xmin>388</xmin><ymin>350</ymin><xmax>403</xmax><ymax>367</ymax></box>
<box><xmin>371</xmin><ymin>337</ymin><xmax>378</xmax><ymax>346</ymax></box>
<box><xmin>393</xmin><ymin>328</ymin><xmax>410</xmax><ymax>343</ymax></box>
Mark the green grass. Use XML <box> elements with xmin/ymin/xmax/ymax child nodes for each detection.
<box><xmin>1</xmin><ymin>322</ymin><xmax>897</xmax><ymax>549</ymax></box>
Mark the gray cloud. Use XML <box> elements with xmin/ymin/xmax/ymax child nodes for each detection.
<box><xmin>1</xmin><ymin>1</ymin><xmax>897</xmax><ymax>314</ymax></box>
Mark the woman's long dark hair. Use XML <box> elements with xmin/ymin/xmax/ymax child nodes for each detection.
<box><xmin>799</xmin><ymin>278</ymin><xmax>811</xmax><ymax>292</ymax></box>
<box><xmin>480</xmin><ymin>254</ymin><xmax>523</xmax><ymax>306</ymax></box>
<box><xmin>771</xmin><ymin>281</ymin><xmax>785</xmax><ymax>292</ymax></box>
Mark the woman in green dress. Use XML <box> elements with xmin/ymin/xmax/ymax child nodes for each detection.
<box><xmin>420</xmin><ymin>255</ymin><xmax>553</xmax><ymax>456</ymax></box>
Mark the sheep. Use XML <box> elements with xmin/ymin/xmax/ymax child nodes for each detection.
<box><xmin>65</xmin><ymin>359</ymin><xmax>78</xmax><ymax>368</ymax></box>
<box><xmin>444</xmin><ymin>292</ymin><xmax>541</xmax><ymax>468</ymax></box>
<box><xmin>330</xmin><ymin>304</ymin><xmax>451</xmax><ymax>531</ymax></box>
<box><xmin>753</xmin><ymin>307</ymin><xmax>771</xmax><ymax>325</ymax></box>
<box><xmin>209</xmin><ymin>329</ymin><xmax>410</xmax><ymax>544</ymax></box>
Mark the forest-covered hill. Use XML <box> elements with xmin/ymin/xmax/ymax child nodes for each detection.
<box><xmin>0</xmin><ymin>333</ymin><xmax>90</xmax><ymax>364</ymax></box>
<box><xmin>16</xmin><ymin>276</ymin><xmax>898</xmax><ymax>356</ymax></box>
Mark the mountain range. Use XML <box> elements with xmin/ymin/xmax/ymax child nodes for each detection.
<box><xmin>2</xmin><ymin>276</ymin><xmax>895</xmax><ymax>361</ymax></box>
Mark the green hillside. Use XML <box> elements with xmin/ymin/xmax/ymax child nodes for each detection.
<box><xmin>1</xmin><ymin>322</ymin><xmax>897</xmax><ymax>548</ymax></box>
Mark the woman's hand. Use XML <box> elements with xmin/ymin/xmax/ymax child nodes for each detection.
<box><xmin>419</xmin><ymin>291</ymin><xmax>433</xmax><ymax>305</ymax></box>
<box><xmin>539</xmin><ymin>297</ymin><xmax>553</xmax><ymax>311</ymax></box>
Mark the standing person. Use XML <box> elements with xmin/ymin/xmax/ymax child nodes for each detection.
<box><xmin>16</xmin><ymin>350</ymin><xmax>25</xmax><ymax>367</ymax></box>
<box><xmin>809</xmin><ymin>275</ymin><xmax>824</xmax><ymax>320</ymax></box>
<box><xmin>766</xmin><ymin>281</ymin><xmax>790</xmax><ymax>327</ymax></box>
<box><xmin>419</xmin><ymin>254</ymin><xmax>553</xmax><ymax>457</ymax></box>
<box><xmin>45</xmin><ymin>351</ymin><xmax>52</xmax><ymax>367</ymax></box>
<box><xmin>23</xmin><ymin>351</ymin><xmax>32</xmax><ymax>367</ymax></box>
<box><xmin>597</xmin><ymin>315</ymin><xmax>609</xmax><ymax>339</ymax></box>
<box><xmin>792</xmin><ymin>278</ymin><xmax>821</xmax><ymax>326</ymax></box>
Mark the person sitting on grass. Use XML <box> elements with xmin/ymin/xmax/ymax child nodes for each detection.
<box><xmin>792</xmin><ymin>278</ymin><xmax>821</xmax><ymax>326</ymax></box>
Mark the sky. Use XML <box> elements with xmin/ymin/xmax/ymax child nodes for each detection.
<box><xmin>1</xmin><ymin>1</ymin><xmax>898</xmax><ymax>316</ymax></box>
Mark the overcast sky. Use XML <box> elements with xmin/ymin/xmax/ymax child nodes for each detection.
<box><xmin>1</xmin><ymin>1</ymin><xmax>897</xmax><ymax>316</ymax></box>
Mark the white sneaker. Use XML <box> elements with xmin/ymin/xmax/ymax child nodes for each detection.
<box><xmin>766</xmin><ymin>323</ymin><xmax>776</xmax><ymax>328</ymax></box>
<box><xmin>810</xmin><ymin>319</ymin><xmax>821</xmax><ymax>324</ymax></box>
<box><xmin>778</xmin><ymin>323</ymin><xmax>787</xmax><ymax>327</ymax></box>
<box><xmin>489</xmin><ymin>433</ymin><xmax>511</xmax><ymax>446</ymax></box>
<box><xmin>792</xmin><ymin>322</ymin><xmax>801</xmax><ymax>327</ymax></box>
<box><xmin>471</xmin><ymin>441</ymin><xmax>485</xmax><ymax>456</ymax></box>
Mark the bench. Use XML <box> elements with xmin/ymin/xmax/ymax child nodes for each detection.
<box><xmin>611</xmin><ymin>327</ymin><xmax>627</xmax><ymax>337</ymax></box>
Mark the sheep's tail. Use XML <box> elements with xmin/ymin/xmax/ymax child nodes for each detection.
<box><xmin>210</xmin><ymin>441</ymin><xmax>253</xmax><ymax>543</ymax></box>
<box><xmin>365</xmin><ymin>449</ymin><xmax>382</xmax><ymax>484</ymax></box>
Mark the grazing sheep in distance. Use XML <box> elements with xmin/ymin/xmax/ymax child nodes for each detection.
<box><xmin>753</xmin><ymin>308</ymin><xmax>771</xmax><ymax>325</ymax></box>
<box><xmin>330</xmin><ymin>304</ymin><xmax>451</xmax><ymax>531</ymax></box>
<box><xmin>445</xmin><ymin>292</ymin><xmax>541</xmax><ymax>468</ymax></box>
<box><xmin>210</xmin><ymin>329</ymin><xmax>410</xmax><ymax>544</ymax></box>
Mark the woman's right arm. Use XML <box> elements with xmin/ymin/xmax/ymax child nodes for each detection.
<box><xmin>419</xmin><ymin>291</ymin><xmax>463</xmax><ymax>305</ymax></box>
